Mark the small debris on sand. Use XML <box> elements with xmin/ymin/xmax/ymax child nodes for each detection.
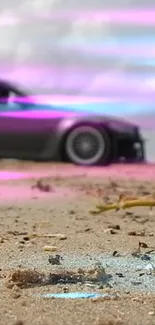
<box><xmin>43</xmin><ymin>233</ymin><xmax>67</xmax><ymax>240</ymax></box>
<box><xmin>108</xmin><ymin>225</ymin><xmax>121</xmax><ymax>230</ymax></box>
<box><xmin>5</xmin><ymin>266</ymin><xmax>112</xmax><ymax>289</ymax></box>
<box><xmin>31</xmin><ymin>179</ymin><xmax>54</xmax><ymax>192</ymax></box>
<box><xmin>43</xmin><ymin>245</ymin><xmax>58</xmax><ymax>252</ymax></box>
<box><xmin>139</xmin><ymin>241</ymin><xmax>148</xmax><ymax>248</ymax></box>
<box><xmin>112</xmin><ymin>251</ymin><xmax>121</xmax><ymax>257</ymax></box>
<box><xmin>5</xmin><ymin>269</ymin><xmax>45</xmax><ymax>288</ymax></box>
<box><xmin>48</xmin><ymin>254</ymin><xmax>63</xmax><ymax>265</ymax></box>
<box><xmin>104</xmin><ymin>228</ymin><xmax>118</xmax><ymax>235</ymax></box>
<box><xmin>10</xmin><ymin>291</ymin><xmax>21</xmax><ymax>299</ymax></box>
<box><xmin>128</xmin><ymin>230</ymin><xmax>145</xmax><ymax>236</ymax></box>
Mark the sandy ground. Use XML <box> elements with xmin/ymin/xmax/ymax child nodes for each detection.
<box><xmin>1</xmin><ymin>161</ymin><xmax>155</xmax><ymax>325</ymax></box>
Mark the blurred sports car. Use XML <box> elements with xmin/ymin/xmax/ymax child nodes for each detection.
<box><xmin>0</xmin><ymin>80</ymin><xmax>145</xmax><ymax>166</ymax></box>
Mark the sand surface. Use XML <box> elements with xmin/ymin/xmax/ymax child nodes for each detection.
<box><xmin>1</xmin><ymin>161</ymin><xmax>155</xmax><ymax>325</ymax></box>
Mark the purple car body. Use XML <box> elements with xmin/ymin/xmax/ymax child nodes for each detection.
<box><xmin>0</xmin><ymin>80</ymin><xmax>145</xmax><ymax>165</ymax></box>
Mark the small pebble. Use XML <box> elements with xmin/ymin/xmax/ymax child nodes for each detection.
<box><xmin>132</xmin><ymin>297</ymin><xmax>142</xmax><ymax>302</ymax></box>
<box><xmin>148</xmin><ymin>311</ymin><xmax>155</xmax><ymax>316</ymax></box>
<box><xmin>48</xmin><ymin>254</ymin><xmax>62</xmax><ymax>265</ymax></box>
<box><xmin>43</xmin><ymin>234</ymin><xmax>67</xmax><ymax>240</ymax></box>
<box><xmin>23</xmin><ymin>237</ymin><xmax>30</xmax><ymax>241</ymax></box>
<box><xmin>12</xmin><ymin>285</ymin><xmax>21</xmax><ymax>292</ymax></box>
<box><xmin>141</xmin><ymin>254</ymin><xmax>151</xmax><ymax>261</ymax></box>
<box><xmin>43</xmin><ymin>245</ymin><xmax>58</xmax><ymax>252</ymax></box>
<box><xmin>11</xmin><ymin>291</ymin><xmax>21</xmax><ymax>299</ymax></box>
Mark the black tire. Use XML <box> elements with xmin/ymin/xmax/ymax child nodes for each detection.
<box><xmin>65</xmin><ymin>125</ymin><xmax>111</xmax><ymax>166</ymax></box>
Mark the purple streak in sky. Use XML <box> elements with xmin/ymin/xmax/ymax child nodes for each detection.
<box><xmin>6</xmin><ymin>68</ymin><xmax>153</xmax><ymax>93</ymax></box>
<box><xmin>24</xmin><ymin>95</ymin><xmax>155</xmax><ymax>106</ymax></box>
<box><xmin>2</xmin><ymin>63</ymin><xmax>155</xmax><ymax>100</ymax></box>
<box><xmin>33</xmin><ymin>9</ymin><xmax>155</xmax><ymax>25</ymax></box>
<box><xmin>1</xmin><ymin>94</ymin><xmax>155</xmax><ymax>105</ymax></box>
<box><xmin>0</xmin><ymin>9</ymin><xmax>155</xmax><ymax>26</ymax></box>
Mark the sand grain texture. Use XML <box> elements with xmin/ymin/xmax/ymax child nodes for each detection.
<box><xmin>0</xmin><ymin>162</ymin><xmax>155</xmax><ymax>325</ymax></box>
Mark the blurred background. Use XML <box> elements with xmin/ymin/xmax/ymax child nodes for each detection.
<box><xmin>0</xmin><ymin>0</ymin><xmax>155</xmax><ymax>159</ymax></box>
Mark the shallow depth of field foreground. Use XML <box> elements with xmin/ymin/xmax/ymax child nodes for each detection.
<box><xmin>1</xmin><ymin>161</ymin><xmax>155</xmax><ymax>325</ymax></box>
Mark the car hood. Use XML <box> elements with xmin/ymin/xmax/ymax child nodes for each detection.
<box><xmin>15</xmin><ymin>96</ymin><xmax>138</xmax><ymax>129</ymax></box>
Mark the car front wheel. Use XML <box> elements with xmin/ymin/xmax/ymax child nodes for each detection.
<box><xmin>65</xmin><ymin>125</ymin><xmax>111</xmax><ymax>166</ymax></box>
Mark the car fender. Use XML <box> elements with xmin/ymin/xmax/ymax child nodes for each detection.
<box><xmin>40</xmin><ymin>116</ymin><xmax>112</xmax><ymax>160</ymax></box>
<box><xmin>57</xmin><ymin>115</ymin><xmax>110</xmax><ymax>138</ymax></box>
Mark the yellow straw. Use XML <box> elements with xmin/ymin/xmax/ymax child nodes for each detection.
<box><xmin>90</xmin><ymin>199</ymin><xmax>155</xmax><ymax>214</ymax></box>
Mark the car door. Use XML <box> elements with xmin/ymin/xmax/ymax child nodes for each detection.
<box><xmin>0</xmin><ymin>101</ymin><xmax>56</xmax><ymax>159</ymax></box>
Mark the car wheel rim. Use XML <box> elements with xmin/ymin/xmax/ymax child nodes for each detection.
<box><xmin>66</xmin><ymin>127</ymin><xmax>105</xmax><ymax>165</ymax></box>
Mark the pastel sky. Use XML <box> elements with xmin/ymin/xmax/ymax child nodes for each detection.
<box><xmin>0</xmin><ymin>2</ymin><xmax>154</xmax><ymax>116</ymax></box>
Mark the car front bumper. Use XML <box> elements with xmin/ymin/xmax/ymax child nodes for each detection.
<box><xmin>113</xmin><ymin>130</ymin><xmax>145</xmax><ymax>162</ymax></box>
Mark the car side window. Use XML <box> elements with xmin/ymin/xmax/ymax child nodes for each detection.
<box><xmin>0</xmin><ymin>91</ymin><xmax>22</xmax><ymax>112</ymax></box>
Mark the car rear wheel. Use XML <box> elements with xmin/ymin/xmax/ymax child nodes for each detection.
<box><xmin>65</xmin><ymin>125</ymin><xmax>111</xmax><ymax>166</ymax></box>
